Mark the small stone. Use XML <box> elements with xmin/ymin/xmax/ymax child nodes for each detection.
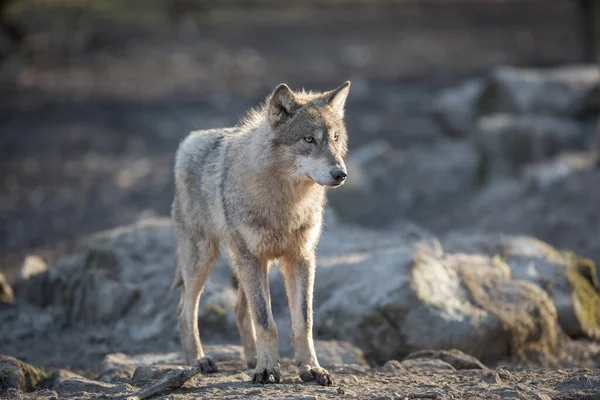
<box><xmin>20</xmin><ymin>255</ymin><xmax>48</xmax><ymax>280</ymax></box>
<box><xmin>381</xmin><ymin>360</ymin><xmax>405</xmax><ymax>374</ymax></box>
<box><xmin>339</xmin><ymin>375</ymin><xmax>359</xmax><ymax>385</ymax></box>
<box><xmin>497</xmin><ymin>369</ymin><xmax>513</xmax><ymax>381</ymax></box>
<box><xmin>35</xmin><ymin>389</ymin><xmax>59</xmax><ymax>399</ymax></box>
<box><xmin>408</xmin><ymin>390</ymin><xmax>442</xmax><ymax>399</ymax></box>
<box><xmin>491</xmin><ymin>387</ymin><xmax>520</xmax><ymax>400</ymax></box>
<box><xmin>0</xmin><ymin>273</ymin><xmax>14</xmax><ymax>303</ymax></box>
<box><xmin>532</xmin><ymin>393</ymin><xmax>552</xmax><ymax>400</ymax></box>
<box><xmin>481</xmin><ymin>371</ymin><xmax>502</xmax><ymax>384</ymax></box>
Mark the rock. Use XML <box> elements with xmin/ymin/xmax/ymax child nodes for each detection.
<box><xmin>51</xmin><ymin>369</ymin><xmax>86</xmax><ymax>387</ymax></box>
<box><xmin>0</xmin><ymin>355</ymin><xmax>50</xmax><ymax>392</ymax></box>
<box><xmin>431</xmin><ymin>78</ymin><xmax>487</xmax><ymax>138</ymax></box>
<box><xmin>323</xmin><ymin>363</ymin><xmax>368</xmax><ymax>375</ymax></box>
<box><xmin>490</xmin><ymin>387</ymin><xmax>521</xmax><ymax>400</ymax></box>
<box><xmin>522</xmin><ymin>151</ymin><xmax>597</xmax><ymax>189</ymax></box>
<box><xmin>314</xmin><ymin>340</ymin><xmax>368</xmax><ymax>367</ymax></box>
<box><xmin>32</xmin><ymin>389</ymin><xmax>59</xmax><ymax>399</ymax></box>
<box><xmin>400</xmin><ymin>358</ymin><xmax>455</xmax><ymax>371</ymax></box>
<box><xmin>475</xmin><ymin>114</ymin><xmax>585</xmax><ymax>181</ymax></box>
<box><xmin>329</xmin><ymin>140</ymin><xmax>478</xmax><ymax>227</ymax></box>
<box><xmin>478</xmin><ymin>65</ymin><xmax>600</xmax><ymax>117</ymax></box>
<box><xmin>404</xmin><ymin>349</ymin><xmax>487</xmax><ymax>370</ymax></box>
<box><xmin>95</xmin><ymin>368</ymin><xmax>132</xmax><ymax>384</ymax></box>
<box><xmin>407</xmin><ymin>390</ymin><xmax>444</xmax><ymax>399</ymax></box>
<box><xmin>380</xmin><ymin>360</ymin><xmax>405</xmax><ymax>374</ymax></box>
<box><xmin>313</xmin><ymin>239</ymin><xmax>559</xmax><ymax>363</ymax></box>
<box><xmin>444</xmin><ymin>234</ymin><xmax>600</xmax><ymax>340</ymax></box>
<box><xmin>433</xmin><ymin>65</ymin><xmax>600</xmax><ymax>138</ymax></box>
<box><xmin>15</xmin><ymin>248</ymin><xmax>141</xmax><ymax>324</ymax></box>
<box><xmin>11</xmin><ymin>218</ymin><xmax>239</xmax><ymax>350</ymax></box>
<box><xmin>55</xmin><ymin>377</ymin><xmax>134</xmax><ymax>397</ymax></box>
<box><xmin>132</xmin><ymin>365</ymin><xmax>186</xmax><ymax>382</ymax></box>
<box><xmin>101</xmin><ymin>345</ymin><xmax>244</xmax><ymax>373</ymax></box>
<box><xmin>19</xmin><ymin>256</ymin><xmax>48</xmax><ymax>281</ymax></box>
<box><xmin>481</xmin><ymin>371</ymin><xmax>503</xmax><ymax>384</ymax></box>
<box><xmin>0</xmin><ymin>273</ymin><xmax>13</xmax><ymax>304</ymax></box>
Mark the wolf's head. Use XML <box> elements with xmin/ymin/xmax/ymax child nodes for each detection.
<box><xmin>267</xmin><ymin>81</ymin><xmax>351</xmax><ymax>188</ymax></box>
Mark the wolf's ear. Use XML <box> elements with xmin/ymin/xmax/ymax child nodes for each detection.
<box><xmin>269</xmin><ymin>83</ymin><xmax>299</xmax><ymax>127</ymax></box>
<box><xmin>325</xmin><ymin>81</ymin><xmax>351</xmax><ymax>117</ymax></box>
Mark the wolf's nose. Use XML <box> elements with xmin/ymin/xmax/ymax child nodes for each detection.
<box><xmin>331</xmin><ymin>169</ymin><xmax>347</xmax><ymax>183</ymax></box>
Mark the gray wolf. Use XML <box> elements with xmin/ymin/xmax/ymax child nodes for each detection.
<box><xmin>171</xmin><ymin>81</ymin><xmax>351</xmax><ymax>386</ymax></box>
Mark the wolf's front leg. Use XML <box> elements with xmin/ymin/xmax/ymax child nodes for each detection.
<box><xmin>235</xmin><ymin>252</ymin><xmax>280</xmax><ymax>384</ymax></box>
<box><xmin>282</xmin><ymin>254</ymin><xmax>333</xmax><ymax>386</ymax></box>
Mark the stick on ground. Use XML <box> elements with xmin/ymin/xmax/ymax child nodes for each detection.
<box><xmin>126</xmin><ymin>366</ymin><xmax>201</xmax><ymax>400</ymax></box>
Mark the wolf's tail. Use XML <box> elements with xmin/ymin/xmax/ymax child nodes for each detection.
<box><xmin>171</xmin><ymin>264</ymin><xmax>183</xmax><ymax>290</ymax></box>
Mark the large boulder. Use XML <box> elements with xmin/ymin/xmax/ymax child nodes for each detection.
<box><xmin>432</xmin><ymin>65</ymin><xmax>600</xmax><ymax>139</ymax></box>
<box><xmin>328</xmin><ymin>140</ymin><xmax>478</xmax><ymax>227</ymax></box>
<box><xmin>431</xmin><ymin>78</ymin><xmax>487</xmax><ymax>138</ymax></box>
<box><xmin>522</xmin><ymin>151</ymin><xmax>597</xmax><ymax>189</ymax></box>
<box><xmin>313</xmin><ymin>239</ymin><xmax>559</xmax><ymax>364</ymax></box>
<box><xmin>0</xmin><ymin>355</ymin><xmax>51</xmax><ymax>392</ymax></box>
<box><xmin>475</xmin><ymin>114</ymin><xmax>585</xmax><ymax>181</ymax></box>
<box><xmin>443</xmin><ymin>234</ymin><xmax>600</xmax><ymax>340</ymax></box>
<box><xmin>10</xmin><ymin>218</ymin><xmax>239</xmax><ymax>350</ymax></box>
<box><xmin>478</xmin><ymin>65</ymin><xmax>600</xmax><ymax>118</ymax></box>
<box><xmin>15</xmin><ymin>248</ymin><xmax>141</xmax><ymax>325</ymax></box>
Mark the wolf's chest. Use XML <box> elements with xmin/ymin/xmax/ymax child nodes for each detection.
<box><xmin>243</xmin><ymin>204</ymin><xmax>320</xmax><ymax>259</ymax></box>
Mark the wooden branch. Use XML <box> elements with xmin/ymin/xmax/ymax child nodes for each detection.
<box><xmin>126</xmin><ymin>366</ymin><xmax>201</xmax><ymax>400</ymax></box>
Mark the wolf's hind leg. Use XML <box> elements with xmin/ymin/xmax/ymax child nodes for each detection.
<box><xmin>282</xmin><ymin>254</ymin><xmax>333</xmax><ymax>386</ymax></box>
<box><xmin>177</xmin><ymin>234</ymin><xmax>219</xmax><ymax>372</ymax></box>
<box><xmin>235</xmin><ymin>283</ymin><xmax>258</xmax><ymax>368</ymax></box>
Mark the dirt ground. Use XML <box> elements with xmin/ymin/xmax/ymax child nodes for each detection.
<box><xmin>11</xmin><ymin>356</ymin><xmax>600</xmax><ymax>400</ymax></box>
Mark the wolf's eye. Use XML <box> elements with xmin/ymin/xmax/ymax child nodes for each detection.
<box><xmin>304</xmin><ymin>136</ymin><xmax>315</xmax><ymax>143</ymax></box>
<box><xmin>333</xmin><ymin>134</ymin><xmax>339</xmax><ymax>142</ymax></box>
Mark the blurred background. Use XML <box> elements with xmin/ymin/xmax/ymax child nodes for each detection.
<box><xmin>1</xmin><ymin>0</ymin><xmax>600</xmax><ymax>379</ymax></box>
<box><xmin>1</xmin><ymin>0</ymin><xmax>598</xmax><ymax>277</ymax></box>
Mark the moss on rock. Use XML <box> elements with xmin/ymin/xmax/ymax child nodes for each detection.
<box><xmin>566</xmin><ymin>257</ymin><xmax>600</xmax><ymax>340</ymax></box>
<box><xmin>0</xmin><ymin>355</ymin><xmax>54</xmax><ymax>392</ymax></box>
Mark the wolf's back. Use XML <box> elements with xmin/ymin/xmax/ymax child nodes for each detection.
<box><xmin>174</xmin><ymin>127</ymin><xmax>238</xmax><ymax>179</ymax></box>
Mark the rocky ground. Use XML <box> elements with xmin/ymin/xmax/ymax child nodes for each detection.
<box><xmin>2</xmin><ymin>1</ymin><xmax>600</xmax><ymax>399</ymax></box>
<box><xmin>4</xmin><ymin>348</ymin><xmax>600</xmax><ymax>400</ymax></box>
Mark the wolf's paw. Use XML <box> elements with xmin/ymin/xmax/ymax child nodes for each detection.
<box><xmin>197</xmin><ymin>356</ymin><xmax>218</xmax><ymax>374</ymax></box>
<box><xmin>299</xmin><ymin>365</ymin><xmax>333</xmax><ymax>386</ymax></box>
<box><xmin>252</xmin><ymin>368</ymin><xmax>281</xmax><ymax>384</ymax></box>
